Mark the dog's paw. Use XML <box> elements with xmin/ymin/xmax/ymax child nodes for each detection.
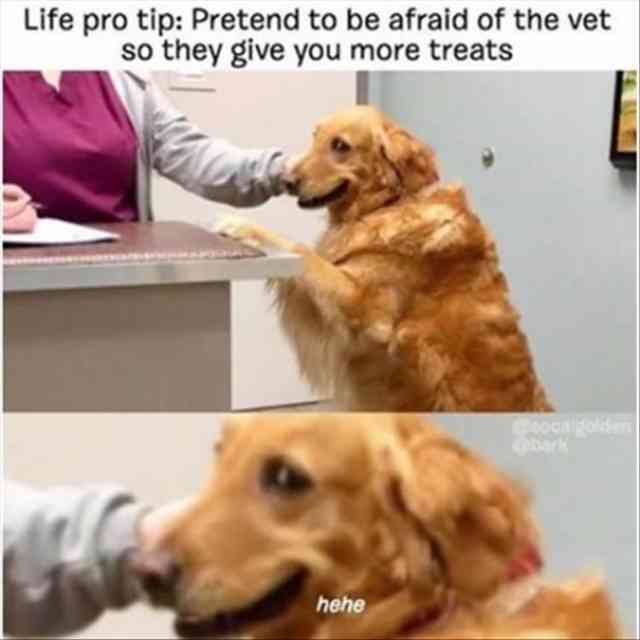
<box><xmin>213</xmin><ymin>214</ymin><xmax>263</xmax><ymax>249</ymax></box>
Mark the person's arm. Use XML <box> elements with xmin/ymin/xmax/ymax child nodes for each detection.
<box><xmin>3</xmin><ymin>482</ymin><xmax>147</xmax><ymax>638</ymax></box>
<box><xmin>146</xmin><ymin>81</ymin><xmax>288</xmax><ymax>207</ymax></box>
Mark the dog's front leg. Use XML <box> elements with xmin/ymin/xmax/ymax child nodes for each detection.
<box><xmin>214</xmin><ymin>214</ymin><xmax>300</xmax><ymax>253</ymax></box>
<box><xmin>215</xmin><ymin>215</ymin><xmax>363</xmax><ymax>329</ymax></box>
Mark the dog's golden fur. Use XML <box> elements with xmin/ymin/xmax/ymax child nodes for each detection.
<box><xmin>143</xmin><ymin>414</ymin><xmax>619</xmax><ymax>639</ymax></box>
<box><xmin>217</xmin><ymin>106</ymin><xmax>552</xmax><ymax>411</ymax></box>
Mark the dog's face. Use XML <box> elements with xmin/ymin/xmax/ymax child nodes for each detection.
<box><xmin>136</xmin><ymin>414</ymin><xmax>539</xmax><ymax>639</ymax></box>
<box><xmin>286</xmin><ymin>106</ymin><xmax>439</xmax><ymax>222</ymax></box>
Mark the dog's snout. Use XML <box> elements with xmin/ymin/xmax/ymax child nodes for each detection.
<box><xmin>132</xmin><ymin>549</ymin><xmax>181</xmax><ymax>607</ymax></box>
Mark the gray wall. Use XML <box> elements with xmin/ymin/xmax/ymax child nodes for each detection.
<box><xmin>369</xmin><ymin>72</ymin><xmax>637</xmax><ymax>412</ymax></box>
<box><xmin>4</xmin><ymin>413</ymin><xmax>636</xmax><ymax>636</ymax></box>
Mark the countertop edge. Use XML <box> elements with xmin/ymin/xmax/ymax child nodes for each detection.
<box><xmin>3</xmin><ymin>253</ymin><xmax>302</xmax><ymax>293</ymax></box>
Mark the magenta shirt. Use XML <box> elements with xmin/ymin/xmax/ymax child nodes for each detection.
<box><xmin>3</xmin><ymin>72</ymin><xmax>138</xmax><ymax>223</ymax></box>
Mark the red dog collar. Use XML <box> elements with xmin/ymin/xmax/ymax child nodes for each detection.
<box><xmin>399</xmin><ymin>543</ymin><xmax>543</xmax><ymax>636</ymax></box>
<box><xmin>506</xmin><ymin>543</ymin><xmax>544</xmax><ymax>582</ymax></box>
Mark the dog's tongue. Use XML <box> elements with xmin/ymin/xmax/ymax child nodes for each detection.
<box><xmin>506</xmin><ymin>543</ymin><xmax>544</xmax><ymax>581</ymax></box>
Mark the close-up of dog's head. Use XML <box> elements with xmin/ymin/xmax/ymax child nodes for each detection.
<box><xmin>134</xmin><ymin>414</ymin><xmax>540</xmax><ymax>639</ymax></box>
<box><xmin>284</xmin><ymin>106</ymin><xmax>440</xmax><ymax>223</ymax></box>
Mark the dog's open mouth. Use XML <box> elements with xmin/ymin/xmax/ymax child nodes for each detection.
<box><xmin>174</xmin><ymin>568</ymin><xmax>308</xmax><ymax>639</ymax></box>
<box><xmin>298</xmin><ymin>180</ymin><xmax>349</xmax><ymax>209</ymax></box>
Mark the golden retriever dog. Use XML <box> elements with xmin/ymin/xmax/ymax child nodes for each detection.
<box><xmin>216</xmin><ymin>106</ymin><xmax>552</xmax><ymax>412</ymax></box>
<box><xmin>134</xmin><ymin>414</ymin><xmax>620</xmax><ymax>639</ymax></box>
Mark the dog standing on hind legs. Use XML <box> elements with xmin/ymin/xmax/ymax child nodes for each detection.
<box><xmin>216</xmin><ymin>106</ymin><xmax>553</xmax><ymax>412</ymax></box>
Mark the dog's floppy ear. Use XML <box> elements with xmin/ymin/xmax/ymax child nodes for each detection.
<box><xmin>376</xmin><ymin>415</ymin><xmax>539</xmax><ymax>599</ymax></box>
<box><xmin>378</xmin><ymin>117</ymin><xmax>439</xmax><ymax>193</ymax></box>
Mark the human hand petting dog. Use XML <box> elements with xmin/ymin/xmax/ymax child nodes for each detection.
<box><xmin>132</xmin><ymin>496</ymin><xmax>198</xmax><ymax>605</ymax></box>
<box><xmin>137</xmin><ymin>497</ymin><xmax>197</xmax><ymax>553</ymax></box>
<box><xmin>3</xmin><ymin>483</ymin><xmax>199</xmax><ymax>639</ymax></box>
<box><xmin>283</xmin><ymin>153</ymin><xmax>303</xmax><ymax>194</ymax></box>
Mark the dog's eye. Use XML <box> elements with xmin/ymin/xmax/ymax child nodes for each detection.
<box><xmin>260</xmin><ymin>457</ymin><xmax>313</xmax><ymax>495</ymax></box>
<box><xmin>331</xmin><ymin>137</ymin><xmax>351</xmax><ymax>154</ymax></box>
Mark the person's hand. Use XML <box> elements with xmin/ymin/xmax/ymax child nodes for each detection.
<box><xmin>137</xmin><ymin>497</ymin><xmax>197</xmax><ymax>552</ymax></box>
<box><xmin>3</xmin><ymin>183</ymin><xmax>38</xmax><ymax>232</ymax></box>
<box><xmin>285</xmin><ymin>154</ymin><xmax>302</xmax><ymax>175</ymax></box>
<box><xmin>3</xmin><ymin>184</ymin><xmax>32</xmax><ymax>216</ymax></box>
<box><xmin>131</xmin><ymin>497</ymin><xmax>197</xmax><ymax>604</ymax></box>
<box><xmin>283</xmin><ymin>154</ymin><xmax>303</xmax><ymax>195</ymax></box>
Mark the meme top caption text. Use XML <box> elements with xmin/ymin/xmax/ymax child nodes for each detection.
<box><xmin>1</xmin><ymin>1</ymin><xmax>637</xmax><ymax>70</ymax></box>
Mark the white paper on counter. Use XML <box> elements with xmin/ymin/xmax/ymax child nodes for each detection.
<box><xmin>3</xmin><ymin>218</ymin><xmax>119</xmax><ymax>245</ymax></box>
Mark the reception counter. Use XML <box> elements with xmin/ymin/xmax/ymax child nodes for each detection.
<box><xmin>3</xmin><ymin>221</ymin><xmax>301</xmax><ymax>411</ymax></box>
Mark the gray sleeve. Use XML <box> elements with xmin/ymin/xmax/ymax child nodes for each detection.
<box><xmin>3</xmin><ymin>482</ymin><xmax>147</xmax><ymax>638</ymax></box>
<box><xmin>147</xmin><ymin>82</ymin><xmax>287</xmax><ymax>207</ymax></box>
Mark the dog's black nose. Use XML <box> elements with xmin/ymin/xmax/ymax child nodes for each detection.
<box><xmin>132</xmin><ymin>550</ymin><xmax>181</xmax><ymax>608</ymax></box>
<box><xmin>283</xmin><ymin>176</ymin><xmax>300</xmax><ymax>195</ymax></box>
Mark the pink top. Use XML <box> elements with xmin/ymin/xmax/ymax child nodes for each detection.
<box><xmin>3</xmin><ymin>71</ymin><xmax>138</xmax><ymax>224</ymax></box>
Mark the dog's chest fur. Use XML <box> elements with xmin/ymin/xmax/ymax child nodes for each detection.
<box><xmin>273</xmin><ymin>214</ymin><xmax>434</xmax><ymax>410</ymax></box>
